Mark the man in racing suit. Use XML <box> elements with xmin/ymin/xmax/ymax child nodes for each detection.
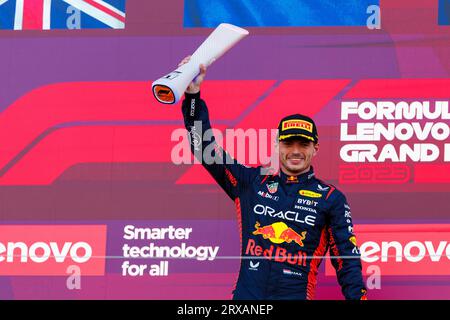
<box><xmin>179</xmin><ymin>57</ymin><xmax>367</xmax><ymax>300</ymax></box>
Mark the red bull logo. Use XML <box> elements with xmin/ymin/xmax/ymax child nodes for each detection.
<box><xmin>286</xmin><ymin>176</ymin><xmax>299</xmax><ymax>184</ymax></box>
<box><xmin>252</xmin><ymin>221</ymin><xmax>306</xmax><ymax>247</ymax></box>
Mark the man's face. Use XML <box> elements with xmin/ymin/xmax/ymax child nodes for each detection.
<box><xmin>278</xmin><ymin>138</ymin><xmax>319</xmax><ymax>175</ymax></box>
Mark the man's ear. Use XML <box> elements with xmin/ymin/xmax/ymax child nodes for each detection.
<box><xmin>313</xmin><ymin>143</ymin><xmax>319</xmax><ymax>157</ymax></box>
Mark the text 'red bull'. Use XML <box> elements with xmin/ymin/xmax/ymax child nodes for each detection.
<box><xmin>246</xmin><ymin>239</ymin><xmax>307</xmax><ymax>266</ymax></box>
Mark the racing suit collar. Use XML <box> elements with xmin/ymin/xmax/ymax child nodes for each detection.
<box><xmin>279</xmin><ymin>166</ymin><xmax>315</xmax><ymax>184</ymax></box>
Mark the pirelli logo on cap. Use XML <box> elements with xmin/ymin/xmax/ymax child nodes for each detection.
<box><xmin>281</xmin><ymin>120</ymin><xmax>313</xmax><ymax>132</ymax></box>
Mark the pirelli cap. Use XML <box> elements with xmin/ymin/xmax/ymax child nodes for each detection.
<box><xmin>277</xmin><ymin>114</ymin><xmax>318</xmax><ymax>143</ymax></box>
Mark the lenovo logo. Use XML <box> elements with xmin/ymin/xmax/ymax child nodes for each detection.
<box><xmin>0</xmin><ymin>225</ymin><xmax>107</xmax><ymax>276</ymax></box>
<box><xmin>361</xmin><ymin>241</ymin><xmax>450</xmax><ymax>263</ymax></box>
<box><xmin>325</xmin><ymin>224</ymin><xmax>450</xmax><ymax>276</ymax></box>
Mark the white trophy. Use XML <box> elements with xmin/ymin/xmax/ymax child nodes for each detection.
<box><xmin>152</xmin><ymin>23</ymin><xmax>249</xmax><ymax>104</ymax></box>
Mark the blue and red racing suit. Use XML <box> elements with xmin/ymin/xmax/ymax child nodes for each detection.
<box><xmin>182</xmin><ymin>92</ymin><xmax>367</xmax><ymax>300</ymax></box>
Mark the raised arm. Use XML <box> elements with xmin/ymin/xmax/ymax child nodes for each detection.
<box><xmin>179</xmin><ymin>57</ymin><xmax>258</xmax><ymax>200</ymax></box>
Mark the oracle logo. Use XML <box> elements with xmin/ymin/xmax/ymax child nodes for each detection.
<box><xmin>0</xmin><ymin>242</ymin><xmax>92</xmax><ymax>264</ymax></box>
<box><xmin>0</xmin><ymin>225</ymin><xmax>106</xmax><ymax>276</ymax></box>
<box><xmin>360</xmin><ymin>241</ymin><xmax>450</xmax><ymax>263</ymax></box>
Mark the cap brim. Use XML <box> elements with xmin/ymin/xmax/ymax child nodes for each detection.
<box><xmin>279</xmin><ymin>133</ymin><xmax>316</xmax><ymax>142</ymax></box>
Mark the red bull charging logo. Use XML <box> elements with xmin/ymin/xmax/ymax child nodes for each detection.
<box><xmin>252</xmin><ymin>221</ymin><xmax>306</xmax><ymax>247</ymax></box>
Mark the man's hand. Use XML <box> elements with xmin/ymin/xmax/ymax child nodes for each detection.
<box><xmin>178</xmin><ymin>55</ymin><xmax>207</xmax><ymax>94</ymax></box>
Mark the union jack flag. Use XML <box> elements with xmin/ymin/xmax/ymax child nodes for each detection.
<box><xmin>0</xmin><ymin>0</ymin><xmax>126</xmax><ymax>30</ymax></box>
